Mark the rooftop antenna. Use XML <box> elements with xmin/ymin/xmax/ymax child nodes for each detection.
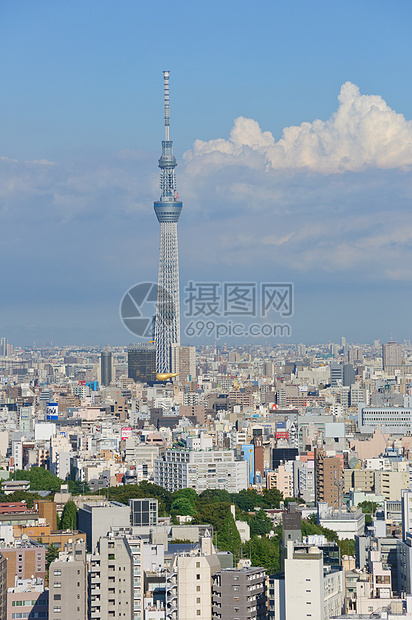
<box><xmin>163</xmin><ymin>70</ymin><xmax>170</xmax><ymax>141</ymax></box>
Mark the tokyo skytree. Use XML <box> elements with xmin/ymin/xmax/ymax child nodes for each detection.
<box><xmin>154</xmin><ymin>71</ymin><xmax>182</xmax><ymax>372</ymax></box>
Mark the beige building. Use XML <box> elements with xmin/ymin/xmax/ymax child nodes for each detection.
<box><xmin>374</xmin><ymin>470</ymin><xmax>409</xmax><ymax>501</ymax></box>
<box><xmin>167</xmin><ymin>537</ymin><xmax>220</xmax><ymax>620</ymax></box>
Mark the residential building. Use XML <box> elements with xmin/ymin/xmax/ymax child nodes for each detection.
<box><xmin>49</xmin><ymin>541</ymin><xmax>87</xmax><ymax>620</ymax></box>
<box><xmin>154</xmin><ymin>449</ymin><xmax>247</xmax><ymax>494</ymax></box>
<box><xmin>212</xmin><ymin>567</ymin><xmax>267</xmax><ymax>620</ymax></box>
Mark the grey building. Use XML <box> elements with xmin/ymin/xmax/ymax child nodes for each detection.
<box><xmin>100</xmin><ymin>348</ymin><xmax>113</xmax><ymax>386</ymax></box>
<box><xmin>90</xmin><ymin>535</ymin><xmax>133</xmax><ymax>620</ymax></box>
<box><xmin>212</xmin><ymin>566</ymin><xmax>267</xmax><ymax>620</ymax></box>
<box><xmin>49</xmin><ymin>541</ymin><xmax>87</xmax><ymax>620</ymax></box>
<box><xmin>130</xmin><ymin>498</ymin><xmax>158</xmax><ymax>527</ymax></box>
<box><xmin>78</xmin><ymin>501</ymin><xmax>131</xmax><ymax>552</ymax></box>
<box><xmin>330</xmin><ymin>364</ymin><xmax>343</xmax><ymax>387</ymax></box>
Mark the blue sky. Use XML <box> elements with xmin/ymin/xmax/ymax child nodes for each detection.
<box><xmin>1</xmin><ymin>0</ymin><xmax>412</xmax><ymax>346</ymax></box>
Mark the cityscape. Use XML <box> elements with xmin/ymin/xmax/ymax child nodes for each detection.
<box><xmin>2</xmin><ymin>2</ymin><xmax>412</xmax><ymax>620</ymax></box>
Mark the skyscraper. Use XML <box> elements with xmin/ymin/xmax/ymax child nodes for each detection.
<box><xmin>100</xmin><ymin>347</ymin><xmax>113</xmax><ymax>386</ymax></box>
<box><xmin>382</xmin><ymin>340</ymin><xmax>402</xmax><ymax>371</ymax></box>
<box><xmin>154</xmin><ymin>71</ymin><xmax>182</xmax><ymax>372</ymax></box>
<box><xmin>128</xmin><ymin>343</ymin><xmax>156</xmax><ymax>384</ymax></box>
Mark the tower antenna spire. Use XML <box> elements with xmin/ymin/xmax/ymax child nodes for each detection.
<box><xmin>154</xmin><ymin>71</ymin><xmax>183</xmax><ymax>373</ymax></box>
<box><xmin>163</xmin><ymin>70</ymin><xmax>170</xmax><ymax>141</ymax></box>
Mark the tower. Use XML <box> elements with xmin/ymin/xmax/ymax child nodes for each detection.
<box><xmin>154</xmin><ymin>71</ymin><xmax>182</xmax><ymax>372</ymax></box>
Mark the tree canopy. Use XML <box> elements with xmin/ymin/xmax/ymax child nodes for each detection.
<box><xmin>13</xmin><ymin>467</ymin><xmax>63</xmax><ymax>493</ymax></box>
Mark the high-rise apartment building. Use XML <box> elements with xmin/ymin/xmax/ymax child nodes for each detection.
<box><xmin>49</xmin><ymin>541</ymin><xmax>87</xmax><ymax>620</ymax></box>
<box><xmin>167</xmin><ymin>537</ymin><xmax>220</xmax><ymax>620</ymax></box>
<box><xmin>212</xmin><ymin>566</ymin><xmax>267</xmax><ymax>620</ymax></box>
<box><xmin>90</xmin><ymin>535</ymin><xmax>133</xmax><ymax>620</ymax></box>
<box><xmin>128</xmin><ymin>343</ymin><xmax>156</xmax><ymax>385</ymax></box>
<box><xmin>154</xmin><ymin>71</ymin><xmax>182</xmax><ymax>373</ymax></box>
<box><xmin>171</xmin><ymin>344</ymin><xmax>196</xmax><ymax>381</ymax></box>
<box><xmin>281</xmin><ymin>540</ymin><xmax>344</xmax><ymax>620</ymax></box>
<box><xmin>315</xmin><ymin>451</ymin><xmax>343</xmax><ymax>508</ymax></box>
<box><xmin>382</xmin><ymin>340</ymin><xmax>402</xmax><ymax>371</ymax></box>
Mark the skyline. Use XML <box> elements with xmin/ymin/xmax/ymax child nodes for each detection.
<box><xmin>1</xmin><ymin>1</ymin><xmax>412</xmax><ymax>346</ymax></box>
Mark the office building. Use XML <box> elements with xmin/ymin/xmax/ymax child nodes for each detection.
<box><xmin>130</xmin><ymin>498</ymin><xmax>158</xmax><ymax>527</ymax></box>
<box><xmin>154</xmin><ymin>71</ymin><xmax>182</xmax><ymax>373</ymax></box>
<box><xmin>78</xmin><ymin>501</ymin><xmax>131</xmax><ymax>552</ymax></box>
<box><xmin>357</xmin><ymin>403</ymin><xmax>412</xmax><ymax>433</ymax></box>
<box><xmin>128</xmin><ymin>343</ymin><xmax>156</xmax><ymax>384</ymax></box>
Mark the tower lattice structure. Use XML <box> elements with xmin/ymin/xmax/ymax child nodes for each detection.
<box><xmin>154</xmin><ymin>71</ymin><xmax>182</xmax><ymax>372</ymax></box>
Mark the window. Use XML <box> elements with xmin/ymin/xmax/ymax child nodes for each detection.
<box><xmin>196</xmin><ymin>574</ymin><xmax>201</xmax><ymax>580</ymax></box>
<box><xmin>54</xmin><ymin>570</ymin><xmax>61</xmax><ymax>576</ymax></box>
<box><xmin>196</xmin><ymin>562</ymin><xmax>200</xmax><ymax>568</ymax></box>
<box><xmin>196</xmin><ymin>586</ymin><xmax>200</xmax><ymax>592</ymax></box>
<box><xmin>196</xmin><ymin>612</ymin><xmax>201</xmax><ymax>616</ymax></box>
<box><xmin>196</xmin><ymin>598</ymin><xmax>200</xmax><ymax>603</ymax></box>
<box><xmin>53</xmin><ymin>595</ymin><xmax>61</xmax><ymax>601</ymax></box>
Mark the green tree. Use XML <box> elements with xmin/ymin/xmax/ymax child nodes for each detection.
<box><xmin>301</xmin><ymin>519</ymin><xmax>339</xmax><ymax>543</ymax></box>
<box><xmin>45</xmin><ymin>544</ymin><xmax>59</xmax><ymax>570</ymax></box>
<box><xmin>2</xmin><ymin>490</ymin><xmax>42</xmax><ymax>508</ymax></box>
<box><xmin>338</xmin><ymin>538</ymin><xmax>356</xmax><ymax>557</ymax></box>
<box><xmin>171</xmin><ymin>496</ymin><xmax>196</xmax><ymax>517</ymax></box>
<box><xmin>13</xmin><ymin>467</ymin><xmax>63</xmax><ymax>493</ymax></box>
<box><xmin>174</xmin><ymin>488</ymin><xmax>197</xmax><ymax>505</ymax></box>
<box><xmin>217</xmin><ymin>512</ymin><xmax>241</xmax><ymax>560</ymax></box>
<box><xmin>261</xmin><ymin>487</ymin><xmax>284</xmax><ymax>509</ymax></box>
<box><xmin>93</xmin><ymin>481</ymin><xmax>173</xmax><ymax>516</ymax></box>
<box><xmin>68</xmin><ymin>480</ymin><xmax>91</xmax><ymax>495</ymax></box>
<box><xmin>231</xmin><ymin>489</ymin><xmax>263</xmax><ymax>512</ymax></box>
<box><xmin>243</xmin><ymin>535</ymin><xmax>280</xmax><ymax>573</ymax></box>
<box><xmin>60</xmin><ymin>500</ymin><xmax>78</xmax><ymax>530</ymax></box>
<box><xmin>197</xmin><ymin>489</ymin><xmax>232</xmax><ymax>505</ymax></box>
<box><xmin>193</xmin><ymin>502</ymin><xmax>231</xmax><ymax>532</ymax></box>
<box><xmin>249</xmin><ymin>509</ymin><xmax>273</xmax><ymax>537</ymax></box>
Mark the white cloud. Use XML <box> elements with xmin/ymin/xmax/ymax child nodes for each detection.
<box><xmin>184</xmin><ymin>82</ymin><xmax>412</xmax><ymax>173</ymax></box>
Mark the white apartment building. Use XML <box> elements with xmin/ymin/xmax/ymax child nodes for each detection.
<box><xmin>272</xmin><ymin>540</ymin><xmax>344</xmax><ymax>620</ymax></box>
<box><xmin>154</xmin><ymin>449</ymin><xmax>248</xmax><ymax>493</ymax></box>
